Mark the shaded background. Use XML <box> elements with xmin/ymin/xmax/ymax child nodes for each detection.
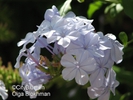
<box><xmin>0</xmin><ymin>0</ymin><xmax>133</xmax><ymax>100</ymax></box>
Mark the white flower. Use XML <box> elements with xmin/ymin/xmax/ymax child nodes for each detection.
<box><xmin>0</xmin><ymin>80</ymin><xmax>8</xmax><ymax>100</ymax></box>
<box><xmin>61</xmin><ymin>51</ymin><xmax>96</xmax><ymax>85</ymax></box>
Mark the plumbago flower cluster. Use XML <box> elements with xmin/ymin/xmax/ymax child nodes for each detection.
<box><xmin>15</xmin><ymin>5</ymin><xmax>124</xmax><ymax>99</ymax></box>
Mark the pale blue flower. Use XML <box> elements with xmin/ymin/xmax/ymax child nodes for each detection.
<box><xmin>46</xmin><ymin>24</ymin><xmax>80</xmax><ymax>48</ymax></box>
<box><xmin>61</xmin><ymin>51</ymin><xmax>96</xmax><ymax>85</ymax></box>
<box><xmin>64</xmin><ymin>11</ymin><xmax>95</xmax><ymax>34</ymax></box>
<box><xmin>19</xmin><ymin>51</ymin><xmax>51</xmax><ymax>86</ymax></box>
<box><xmin>53</xmin><ymin>41</ymin><xmax>66</xmax><ymax>54</ymax></box>
<box><xmin>37</xmin><ymin>7</ymin><xmax>95</xmax><ymax>49</ymax></box>
<box><xmin>87</xmin><ymin>68</ymin><xmax>119</xmax><ymax>100</ymax></box>
<box><xmin>35</xmin><ymin>36</ymin><xmax>48</xmax><ymax>48</ymax></box>
<box><xmin>19</xmin><ymin>51</ymin><xmax>51</xmax><ymax>99</ymax></box>
<box><xmin>15</xmin><ymin>32</ymin><xmax>37</xmax><ymax>68</ymax></box>
<box><xmin>66</xmin><ymin>32</ymin><xmax>106</xmax><ymax>57</ymax></box>
<box><xmin>36</xmin><ymin>6</ymin><xmax>61</xmax><ymax>38</ymax></box>
<box><xmin>15</xmin><ymin>35</ymin><xmax>53</xmax><ymax>68</ymax></box>
<box><xmin>14</xmin><ymin>44</ymin><xmax>38</xmax><ymax>68</ymax></box>
<box><xmin>106</xmin><ymin>34</ymin><xmax>124</xmax><ymax>64</ymax></box>
<box><xmin>44</xmin><ymin>5</ymin><xmax>60</xmax><ymax>22</ymax></box>
<box><xmin>14</xmin><ymin>5</ymin><xmax>123</xmax><ymax>100</ymax></box>
<box><xmin>17</xmin><ymin>32</ymin><xmax>36</xmax><ymax>47</ymax></box>
<box><xmin>36</xmin><ymin>16</ymin><xmax>60</xmax><ymax>38</ymax></box>
<box><xmin>14</xmin><ymin>49</ymin><xmax>27</xmax><ymax>68</ymax></box>
<box><xmin>89</xmin><ymin>50</ymin><xmax>114</xmax><ymax>87</ymax></box>
<box><xmin>0</xmin><ymin>80</ymin><xmax>8</xmax><ymax>100</ymax></box>
<box><xmin>98</xmin><ymin>32</ymin><xmax>124</xmax><ymax>64</ymax></box>
<box><xmin>34</xmin><ymin>36</ymin><xmax>55</xmax><ymax>55</ymax></box>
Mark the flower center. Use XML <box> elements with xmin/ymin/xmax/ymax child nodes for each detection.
<box><xmin>74</xmin><ymin>61</ymin><xmax>80</xmax><ymax>69</ymax></box>
<box><xmin>60</xmin><ymin>33</ymin><xmax>66</xmax><ymax>38</ymax></box>
<box><xmin>84</xmin><ymin>46</ymin><xmax>88</xmax><ymax>50</ymax></box>
<box><xmin>76</xmin><ymin>65</ymin><xmax>80</xmax><ymax>68</ymax></box>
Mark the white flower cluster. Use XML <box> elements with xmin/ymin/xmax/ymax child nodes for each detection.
<box><xmin>15</xmin><ymin>5</ymin><xmax>124</xmax><ymax>99</ymax></box>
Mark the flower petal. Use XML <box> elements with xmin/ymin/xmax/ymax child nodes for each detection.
<box><xmin>17</xmin><ymin>32</ymin><xmax>35</xmax><ymax>47</ymax></box>
<box><xmin>66</xmin><ymin>43</ymin><xmax>82</xmax><ymax>54</ymax></box>
<box><xmin>98</xmin><ymin>91</ymin><xmax>110</xmax><ymax>100</ymax></box>
<box><xmin>47</xmin><ymin>35</ymin><xmax>59</xmax><ymax>43</ymax></box>
<box><xmin>61</xmin><ymin>54</ymin><xmax>75</xmax><ymax>67</ymax></box>
<box><xmin>90</xmin><ymin>69</ymin><xmax>105</xmax><ymax>87</ymax></box>
<box><xmin>0</xmin><ymin>80</ymin><xmax>8</xmax><ymax>100</ymax></box>
<box><xmin>62</xmin><ymin>67</ymin><xmax>76</xmax><ymax>81</ymax></box>
<box><xmin>89</xmin><ymin>32</ymin><xmax>99</xmax><ymax>45</ymax></box>
<box><xmin>111</xmin><ymin>42</ymin><xmax>123</xmax><ymax>64</ymax></box>
<box><xmin>81</xmin><ymin>57</ymin><xmax>96</xmax><ymax>72</ymax></box>
<box><xmin>58</xmin><ymin>37</ymin><xmax>70</xmax><ymax>48</ymax></box>
<box><xmin>87</xmin><ymin>87</ymin><xmax>103</xmax><ymax>99</ymax></box>
<box><xmin>75</xmin><ymin>69</ymin><xmax>89</xmax><ymax>85</ymax></box>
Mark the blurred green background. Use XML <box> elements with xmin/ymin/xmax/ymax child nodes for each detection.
<box><xmin>0</xmin><ymin>0</ymin><xmax>133</xmax><ymax>100</ymax></box>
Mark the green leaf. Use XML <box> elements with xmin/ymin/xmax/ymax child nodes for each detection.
<box><xmin>87</xmin><ymin>1</ymin><xmax>103</xmax><ymax>18</ymax></box>
<box><xmin>119</xmin><ymin>32</ymin><xmax>128</xmax><ymax>47</ymax></box>
<box><xmin>105</xmin><ymin>3</ymin><xmax>123</xmax><ymax>17</ymax></box>
<box><xmin>104</xmin><ymin>0</ymin><xmax>122</xmax><ymax>3</ymax></box>
<box><xmin>59</xmin><ymin>0</ymin><xmax>72</xmax><ymax>16</ymax></box>
<box><xmin>120</xmin><ymin>93</ymin><xmax>131</xmax><ymax>100</ymax></box>
<box><xmin>113</xmin><ymin>66</ymin><xmax>133</xmax><ymax>87</ymax></box>
<box><xmin>116</xmin><ymin>4</ymin><xmax>123</xmax><ymax>13</ymax></box>
<box><xmin>105</xmin><ymin>3</ymin><xmax>116</xmax><ymax>14</ymax></box>
<box><xmin>122</xmin><ymin>0</ymin><xmax>133</xmax><ymax>19</ymax></box>
<box><xmin>77</xmin><ymin>0</ymin><xmax>85</xmax><ymax>3</ymax></box>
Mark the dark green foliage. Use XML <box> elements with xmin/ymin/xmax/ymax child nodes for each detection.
<box><xmin>122</xmin><ymin>0</ymin><xmax>133</xmax><ymax>19</ymax></box>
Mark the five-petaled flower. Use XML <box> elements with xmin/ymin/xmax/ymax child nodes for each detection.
<box><xmin>61</xmin><ymin>51</ymin><xmax>97</xmax><ymax>85</ymax></box>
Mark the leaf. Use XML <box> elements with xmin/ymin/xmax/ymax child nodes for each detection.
<box><xmin>113</xmin><ymin>66</ymin><xmax>133</xmax><ymax>87</ymax></box>
<box><xmin>105</xmin><ymin>3</ymin><xmax>116</xmax><ymax>14</ymax></box>
<box><xmin>77</xmin><ymin>0</ymin><xmax>85</xmax><ymax>3</ymax></box>
<box><xmin>122</xmin><ymin>0</ymin><xmax>133</xmax><ymax>19</ymax></box>
<box><xmin>120</xmin><ymin>93</ymin><xmax>131</xmax><ymax>100</ymax></box>
<box><xmin>105</xmin><ymin>3</ymin><xmax>123</xmax><ymax>17</ymax></box>
<box><xmin>59</xmin><ymin>0</ymin><xmax>72</xmax><ymax>16</ymax></box>
<box><xmin>116</xmin><ymin>4</ymin><xmax>123</xmax><ymax>13</ymax></box>
<box><xmin>119</xmin><ymin>32</ymin><xmax>128</xmax><ymax>47</ymax></box>
<box><xmin>87</xmin><ymin>1</ymin><xmax>103</xmax><ymax>18</ymax></box>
